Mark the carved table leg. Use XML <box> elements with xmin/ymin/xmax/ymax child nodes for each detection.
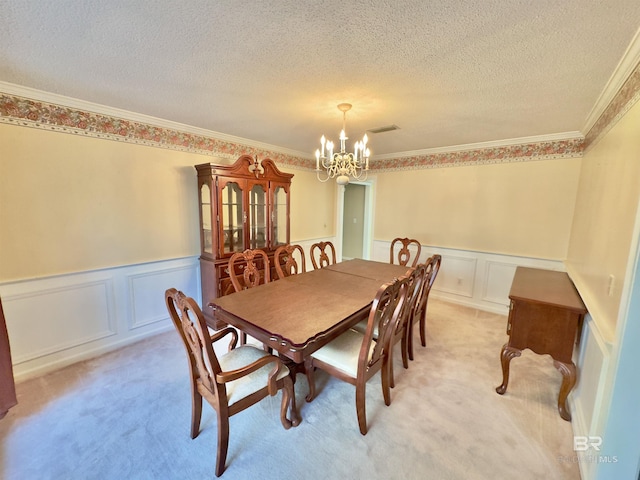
<box><xmin>553</xmin><ymin>360</ymin><xmax>576</xmax><ymax>421</ymax></box>
<box><xmin>496</xmin><ymin>344</ymin><xmax>521</xmax><ymax>395</ymax></box>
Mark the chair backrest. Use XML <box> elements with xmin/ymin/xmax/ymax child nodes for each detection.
<box><xmin>274</xmin><ymin>244</ymin><xmax>306</xmax><ymax>280</ymax></box>
<box><xmin>228</xmin><ymin>249</ymin><xmax>270</xmax><ymax>292</ymax></box>
<box><xmin>390</xmin><ymin>237</ymin><xmax>422</xmax><ymax>267</ymax></box>
<box><xmin>165</xmin><ymin>288</ymin><xmax>224</xmax><ymax>400</ymax></box>
<box><xmin>359</xmin><ymin>275</ymin><xmax>411</xmax><ymax>372</ymax></box>
<box><xmin>415</xmin><ymin>254</ymin><xmax>441</xmax><ymax>316</ymax></box>
<box><xmin>427</xmin><ymin>254</ymin><xmax>442</xmax><ymax>292</ymax></box>
<box><xmin>310</xmin><ymin>241</ymin><xmax>337</xmax><ymax>270</ymax></box>
<box><xmin>400</xmin><ymin>265</ymin><xmax>427</xmax><ymax>330</ymax></box>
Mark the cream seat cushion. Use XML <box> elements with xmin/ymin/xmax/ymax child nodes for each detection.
<box><xmin>310</xmin><ymin>329</ymin><xmax>374</xmax><ymax>378</ymax></box>
<box><xmin>218</xmin><ymin>345</ymin><xmax>290</xmax><ymax>406</ymax></box>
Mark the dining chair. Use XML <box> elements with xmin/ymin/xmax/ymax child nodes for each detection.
<box><xmin>304</xmin><ymin>275</ymin><xmax>410</xmax><ymax>435</ymax></box>
<box><xmin>408</xmin><ymin>254</ymin><xmax>442</xmax><ymax>360</ymax></box>
<box><xmin>390</xmin><ymin>237</ymin><xmax>422</xmax><ymax>268</ymax></box>
<box><xmin>388</xmin><ymin>264</ymin><xmax>426</xmax><ymax>388</ymax></box>
<box><xmin>350</xmin><ymin>266</ymin><xmax>423</xmax><ymax>388</ymax></box>
<box><xmin>274</xmin><ymin>244</ymin><xmax>306</xmax><ymax>280</ymax></box>
<box><xmin>310</xmin><ymin>241</ymin><xmax>337</xmax><ymax>269</ymax></box>
<box><xmin>165</xmin><ymin>288</ymin><xmax>300</xmax><ymax>477</ymax></box>
<box><xmin>228</xmin><ymin>249</ymin><xmax>270</xmax><ymax>344</ymax></box>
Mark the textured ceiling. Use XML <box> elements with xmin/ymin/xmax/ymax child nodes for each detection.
<box><xmin>1</xmin><ymin>1</ymin><xmax>640</xmax><ymax>157</ymax></box>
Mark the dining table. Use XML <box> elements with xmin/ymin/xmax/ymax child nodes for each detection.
<box><xmin>208</xmin><ymin>258</ymin><xmax>412</xmax><ymax>372</ymax></box>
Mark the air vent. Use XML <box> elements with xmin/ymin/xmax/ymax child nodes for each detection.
<box><xmin>367</xmin><ymin>124</ymin><xmax>400</xmax><ymax>134</ymax></box>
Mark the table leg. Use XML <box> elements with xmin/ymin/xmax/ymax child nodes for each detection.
<box><xmin>553</xmin><ymin>360</ymin><xmax>576</xmax><ymax>421</ymax></box>
<box><xmin>496</xmin><ymin>344</ymin><xmax>521</xmax><ymax>395</ymax></box>
<box><xmin>278</xmin><ymin>355</ymin><xmax>305</xmax><ymax>384</ymax></box>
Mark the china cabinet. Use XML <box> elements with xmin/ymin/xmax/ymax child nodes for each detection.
<box><xmin>195</xmin><ymin>156</ymin><xmax>293</xmax><ymax>328</ymax></box>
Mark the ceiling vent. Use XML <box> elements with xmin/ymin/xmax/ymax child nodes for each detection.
<box><xmin>367</xmin><ymin>124</ymin><xmax>400</xmax><ymax>134</ymax></box>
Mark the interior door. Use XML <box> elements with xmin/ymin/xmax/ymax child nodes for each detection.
<box><xmin>342</xmin><ymin>183</ymin><xmax>366</xmax><ymax>259</ymax></box>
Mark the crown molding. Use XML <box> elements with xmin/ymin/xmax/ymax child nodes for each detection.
<box><xmin>582</xmin><ymin>26</ymin><xmax>640</xmax><ymax>135</ymax></box>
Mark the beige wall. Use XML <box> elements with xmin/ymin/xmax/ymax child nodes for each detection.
<box><xmin>0</xmin><ymin>124</ymin><xmax>333</xmax><ymax>282</ymax></box>
<box><xmin>1</xmin><ymin>118</ymin><xmax>594</xmax><ymax>285</ymax></box>
<box><xmin>566</xmin><ymin>99</ymin><xmax>640</xmax><ymax>335</ymax></box>
<box><xmin>0</xmin><ymin>124</ymin><xmax>204</xmax><ymax>280</ymax></box>
<box><xmin>374</xmin><ymin>158</ymin><xmax>582</xmax><ymax>259</ymax></box>
<box><xmin>289</xmin><ymin>168</ymin><xmax>336</xmax><ymax>241</ymax></box>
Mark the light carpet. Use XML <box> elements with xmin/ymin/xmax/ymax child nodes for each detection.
<box><xmin>0</xmin><ymin>299</ymin><xmax>580</xmax><ymax>479</ymax></box>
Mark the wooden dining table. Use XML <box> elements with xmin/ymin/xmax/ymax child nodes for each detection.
<box><xmin>208</xmin><ymin>259</ymin><xmax>412</xmax><ymax>368</ymax></box>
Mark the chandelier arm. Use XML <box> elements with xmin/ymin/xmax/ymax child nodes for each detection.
<box><xmin>315</xmin><ymin>169</ymin><xmax>333</xmax><ymax>182</ymax></box>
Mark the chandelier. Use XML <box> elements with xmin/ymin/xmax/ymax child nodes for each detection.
<box><xmin>315</xmin><ymin>103</ymin><xmax>370</xmax><ymax>185</ymax></box>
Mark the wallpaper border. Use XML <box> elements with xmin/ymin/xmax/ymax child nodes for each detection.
<box><xmin>1</xmin><ymin>59</ymin><xmax>639</xmax><ymax>171</ymax></box>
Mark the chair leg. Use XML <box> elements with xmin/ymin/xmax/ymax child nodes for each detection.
<box><xmin>401</xmin><ymin>334</ymin><xmax>409</xmax><ymax>369</ymax></box>
<box><xmin>279</xmin><ymin>376</ymin><xmax>301</xmax><ymax>428</ymax></box>
<box><xmin>304</xmin><ymin>358</ymin><xmax>316</xmax><ymax>402</ymax></box>
<box><xmin>215</xmin><ymin>410</ymin><xmax>230</xmax><ymax>477</ymax></box>
<box><xmin>408</xmin><ymin>321</ymin><xmax>415</xmax><ymax>361</ymax></box>
<box><xmin>419</xmin><ymin>309</ymin><xmax>427</xmax><ymax>347</ymax></box>
<box><xmin>355</xmin><ymin>381</ymin><xmax>368</xmax><ymax>435</ymax></box>
<box><xmin>381</xmin><ymin>358</ymin><xmax>392</xmax><ymax>406</ymax></box>
<box><xmin>388</xmin><ymin>349</ymin><xmax>395</xmax><ymax>389</ymax></box>
<box><xmin>190</xmin><ymin>387</ymin><xmax>203</xmax><ymax>439</ymax></box>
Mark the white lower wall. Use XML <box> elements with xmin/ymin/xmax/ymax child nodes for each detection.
<box><xmin>0</xmin><ymin>256</ymin><xmax>200</xmax><ymax>381</ymax></box>
<box><xmin>569</xmin><ymin>315</ymin><xmax>613</xmax><ymax>479</ymax></box>
<box><xmin>1</xmin><ymin>243</ymin><xmax>596</xmax><ymax>400</ymax></box>
<box><xmin>372</xmin><ymin>241</ymin><xmax>564</xmax><ymax>314</ymax></box>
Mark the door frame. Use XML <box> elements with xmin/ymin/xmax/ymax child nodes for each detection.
<box><xmin>335</xmin><ymin>176</ymin><xmax>376</xmax><ymax>261</ymax></box>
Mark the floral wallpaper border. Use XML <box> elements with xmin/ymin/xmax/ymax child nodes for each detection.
<box><xmin>584</xmin><ymin>60</ymin><xmax>640</xmax><ymax>151</ymax></box>
<box><xmin>1</xmin><ymin>58</ymin><xmax>638</xmax><ymax>171</ymax></box>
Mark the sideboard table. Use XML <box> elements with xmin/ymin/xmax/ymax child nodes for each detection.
<box><xmin>496</xmin><ymin>267</ymin><xmax>587</xmax><ymax>421</ymax></box>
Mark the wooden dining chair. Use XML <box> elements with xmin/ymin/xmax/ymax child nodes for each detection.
<box><xmin>408</xmin><ymin>254</ymin><xmax>442</xmax><ymax>360</ymax></box>
<box><xmin>228</xmin><ymin>249</ymin><xmax>270</xmax><ymax>344</ymax></box>
<box><xmin>304</xmin><ymin>275</ymin><xmax>410</xmax><ymax>435</ymax></box>
<box><xmin>228</xmin><ymin>248</ymin><xmax>270</xmax><ymax>292</ymax></box>
<box><xmin>165</xmin><ymin>288</ymin><xmax>300</xmax><ymax>477</ymax></box>
<box><xmin>388</xmin><ymin>264</ymin><xmax>426</xmax><ymax>388</ymax></box>
<box><xmin>390</xmin><ymin>237</ymin><xmax>422</xmax><ymax>268</ymax></box>
<box><xmin>310</xmin><ymin>241</ymin><xmax>337</xmax><ymax>269</ymax></box>
<box><xmin>350</xmin><ymin>266</ymin><xmax>423</xmax><ymax>388</ymax></box>
<box><xmin>274</xmin><ymin>244</ymin><xmax>306</xmax><ymax>280</ymax></box>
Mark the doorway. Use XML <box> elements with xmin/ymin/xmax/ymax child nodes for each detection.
<box><xmin>336</xmin><ymin>178</ymin><xmax>375</xmax><ymax>261</ymax></box>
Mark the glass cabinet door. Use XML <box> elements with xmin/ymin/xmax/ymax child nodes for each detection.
<box><xmin>220</xmin><ymin>181</ymin><xmax>245</xmax><ymax>255</ymax></box>
<box><xmin>272</xmin><ymin>184</ymin><xmax>289</xmax><ymax>247</ymax></box>
<box><xmin>200</xmin><ymin>183</ymin><xmax>213</xmax><ymax>255</ymax></box>
<box><xmin>249</xmin><ymin>183</ymin><xmax>267</xmax><ymax>249</ymax></box>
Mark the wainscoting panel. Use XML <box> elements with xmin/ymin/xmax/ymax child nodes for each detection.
<box><xmin>4</xmin><ymin>278</ymin><xmax>117</xmax><ymax>365</ymax></box>
<box><xmin>483</xmin><ymin>261</ymin><xmax>519</xmax><ymax>305</ymax></box>
<box><xmin>0</xmin><ymin>257</ymin><xmax>200</xmax><ymax>381</ymax></box>
<box><xmin>372</xmin><ymin>241</ymin><xmax>564</xmax><ymax>314</ymax></box>
<box><xmin>127</xmin><ymin>264</ymin><xmax>198</xmax><ymax>330</ymax></box>
<box><xmin>569</xmin><ymin>314</ymin><xmax>612</xmax><ymax>480</ymax></box>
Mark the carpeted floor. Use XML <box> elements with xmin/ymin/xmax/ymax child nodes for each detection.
<box><xmin>0</xmin><ymin>298</ymin><xmax>580</xmax><ymax>479</ymax></box>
